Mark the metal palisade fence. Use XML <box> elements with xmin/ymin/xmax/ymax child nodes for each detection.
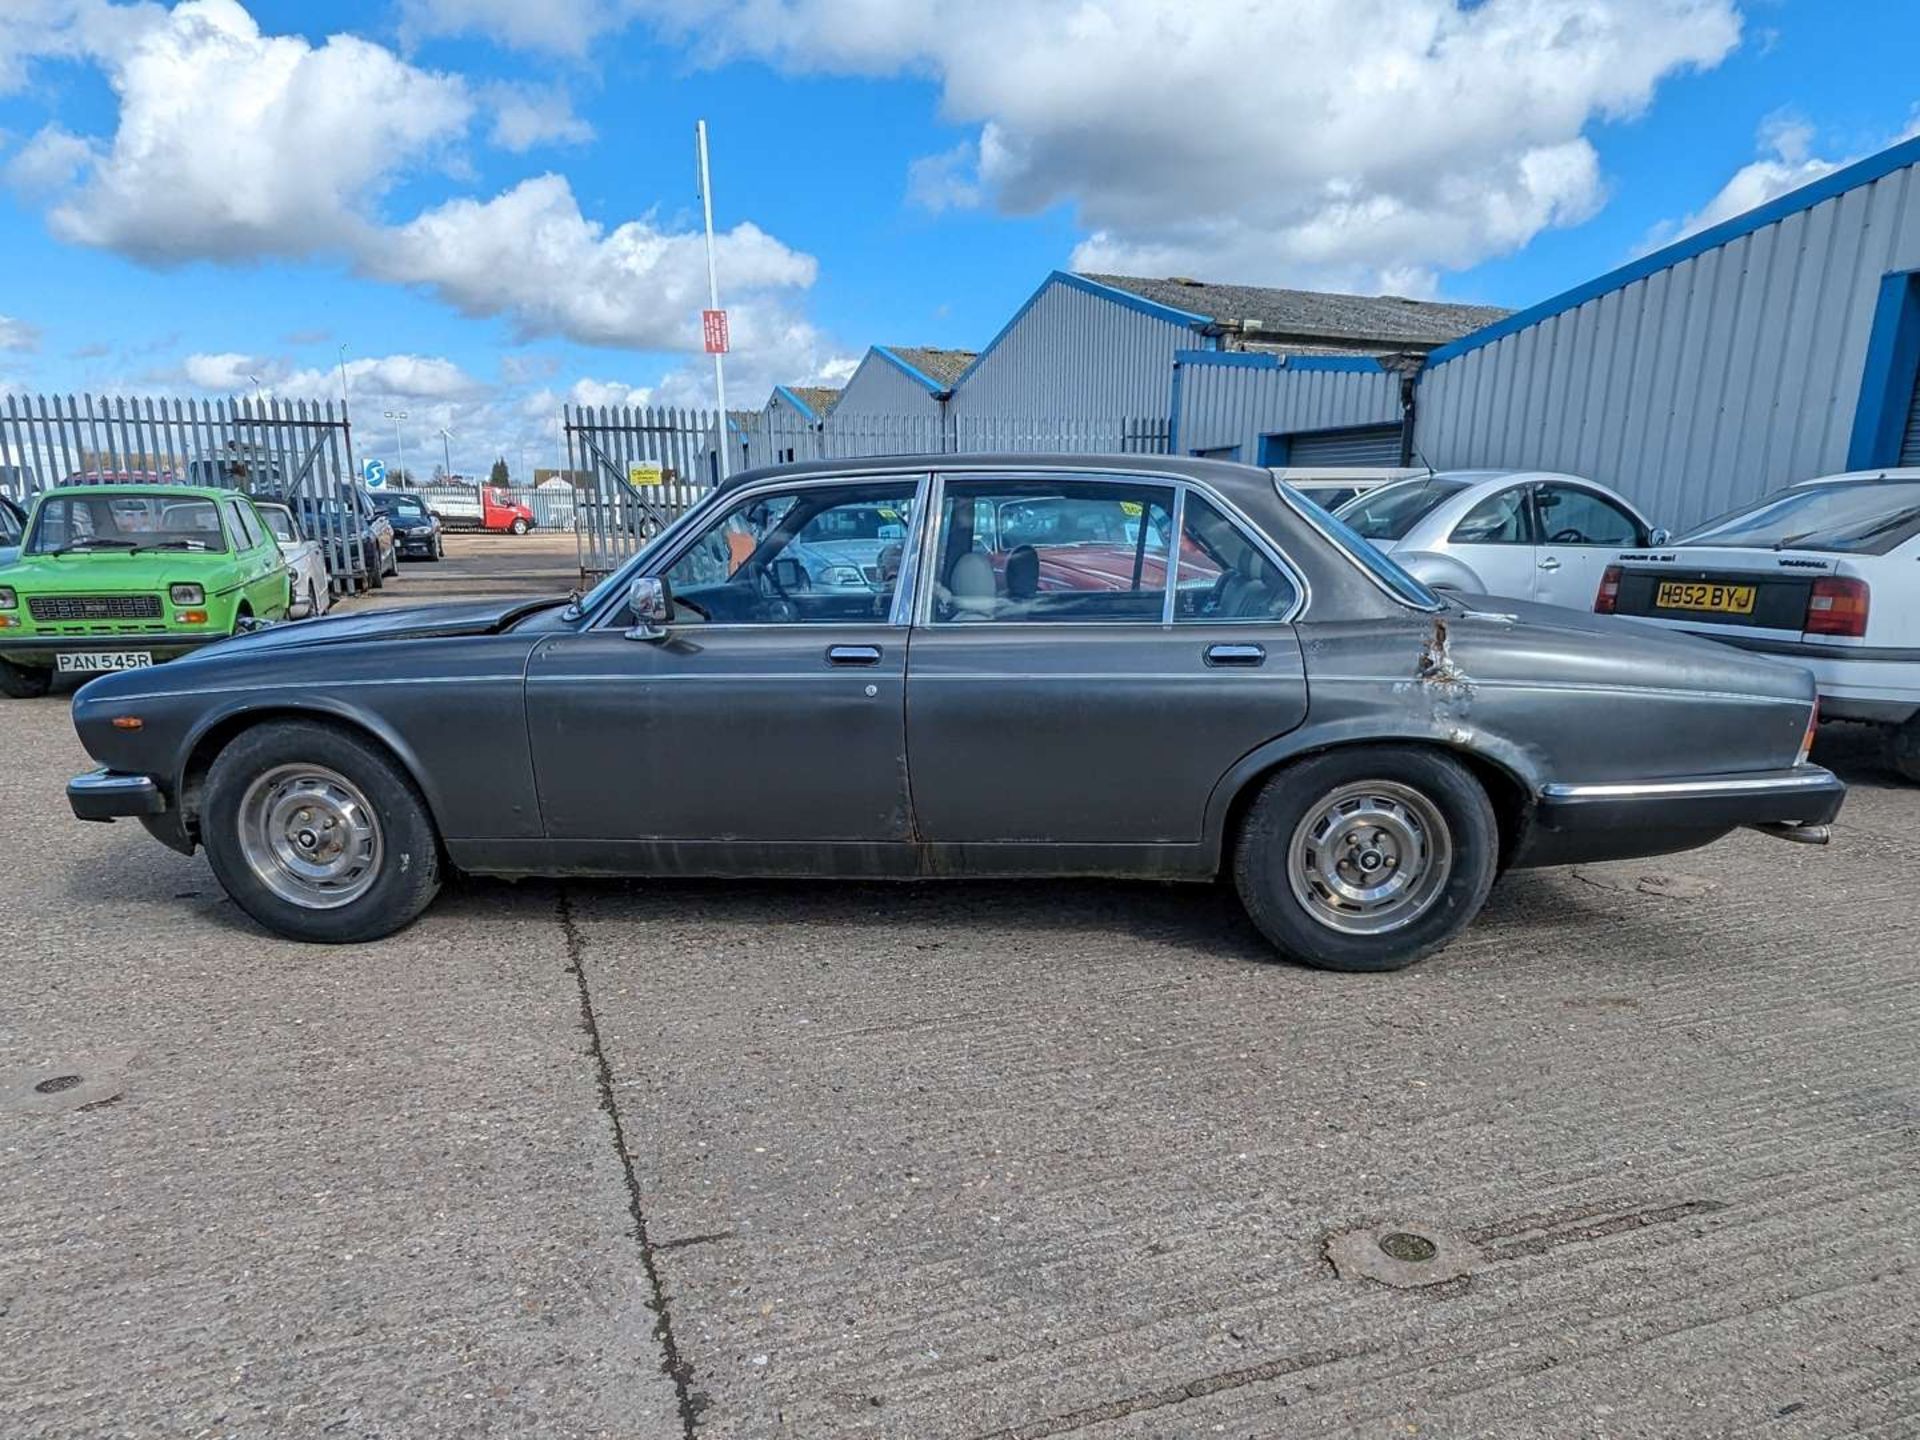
<box><xmin>568</xmin><ymin>403</ymin><xmax>1171</xmax><ymax>580</ymax></box>
<box><xmin>0</xmin><ymin>393</ymin><xmax>374</xmax><ymax>591</ymax></box>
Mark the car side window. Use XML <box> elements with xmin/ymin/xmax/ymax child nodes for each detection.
<box><xmin>1173</xmin><ymin>495</ymin><xmax>1299</xmax><ymax>621</ymax></box>
<box><xmin>1535</xmin><ymin>483</ymin><xmax>1646</xmax><ymax>546</ymax></box>
<box><xmin>225</xmin><ymin>499</ymin><xmax>258</xmax><ymax>551</ymax></box>
<box><xmin>1449</xmin><ymin>486</ymin><xmax>1536</xmax><ymax>545</ymax></box>
<box><xmin>930</xmin><ymin>479</ymin><xmax>1175</xmax><ymax>624</ymax></box>
<box><xmin>647</xmin><ymin>481</ymin><xmax>917</xmax><ymax>626</ymax></box>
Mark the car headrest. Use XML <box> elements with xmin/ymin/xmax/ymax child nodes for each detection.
<box><xmin>950</xmin><ymin>552</ymin><xmax>997</xmax><ymax>615</ymax></box>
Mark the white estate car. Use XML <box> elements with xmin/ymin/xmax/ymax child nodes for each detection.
<box><xmin>257</xmin><ymin>501</ymin><xmax>332</xmax><ymax>619</ymax></box>
<box><xmin>1597</xmin><ymin>468</ymin><xmax>1920</xmax><ymax>781</ymax></box>
<box><xmin>1333</xmin><ymin>470</ymin><xmax>1665</xmax><ymax>610</ymax></box>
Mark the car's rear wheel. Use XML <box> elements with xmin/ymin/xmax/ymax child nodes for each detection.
<box><xmin>367</xmin><ymin>557</ymin><xmax>384</xmax><ymax>590</ymax></box>
<box><xmin>1233</xmin><ymin>746</ymin><xmax>1498</xmax><ymax>972</ymax></box>
<box><xmin>201</xmin><ymin>720</ymin><xmax>442</xmax><ymax>943</ymax></box>
<box><xmin>0</xmin><ymin>656</ymin><xmax>51</xmax><ymax>699</ymax></box>
<box><xmin>1890</xmin><ymin>715</ymin><xmax>1920</xmax><ymax>785</ymax></box>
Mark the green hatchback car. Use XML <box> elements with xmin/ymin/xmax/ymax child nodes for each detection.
<box><xmin>0</xmin><ymin>485</ymin><xmax>291</xmax><ymax>698</ymax></box>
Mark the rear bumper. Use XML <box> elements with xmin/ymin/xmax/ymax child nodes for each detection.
<box><xmin>1518</xmin><ymin>766</ymin><xmax>1846</xmax><ymax>868</ymax></box>
<box><xmin>68</xmin><ymin>768</ymin><xmax>167</xmax><ymax>822</ymax></box>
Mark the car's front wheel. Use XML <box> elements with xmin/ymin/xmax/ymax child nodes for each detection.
<box><xmin>0</xmin><ymin>656</ymin><xmax>51</xmax><ymax>699</ymax></box>
<box><xmin>510</xmin><ymin>517</ymin><xmax>529</xmax><ymax>535</ymax></box>
<box><xmin>201</xmin><ymin>720</ymin><xmax>443</xmax><ymax>943</ymax></box>
<box><xmin>1233</xmin><ymin>746</ymin><xmax>1497</xmax><ymax>972</ymax></box>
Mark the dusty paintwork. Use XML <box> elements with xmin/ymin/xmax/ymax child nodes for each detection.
<box><xmin>67</xmin><ymin>453</ymin><xmax>1842</xmax><ymax>889</ymax></box>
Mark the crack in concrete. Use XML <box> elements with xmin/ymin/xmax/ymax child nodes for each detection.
<box><xmin>558</xmin><ymin>887</ymin><xmax>704</xmax><ymax>1436</ymax></box>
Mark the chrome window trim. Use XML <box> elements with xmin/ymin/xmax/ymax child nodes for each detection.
<box><xmin>1272</xmin><ymin>481</ymin><xmax>1445</xmax><ymax>614</ymax></box>
<box><xmin>585</xmin><ymin>468</ymin><xmax>933</xmax><ymax>632</ymax></box>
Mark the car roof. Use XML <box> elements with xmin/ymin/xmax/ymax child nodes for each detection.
<box><xmin>38</xmin><ymin>483</ymin><xmax>231</xmax><ymax>502</ymax></box>
<box><xmin>1790</xmin><ymin>467</ymin><xmax>1920</xmax><ymax>487</ymax></box>
<box><xmin>716</xmin><ymin>451</ymin><xmax>1285</xmax><ymax>511</ymax></box>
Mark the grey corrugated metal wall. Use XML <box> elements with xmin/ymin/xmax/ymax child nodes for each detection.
<box><xmin>1174</xmin><ymin>357</ymin><xmax>1401</xmax><ymax>458</ymax></box>
<box><xmin>949</xmin><ymin>277</ymin><xmax>1207</xmax><ymax>421</ymax></box>
<box><xmin>1416</xmin><ymin>157</ymin><xmax>1920</xmax><ymax>530</ymax></box>
<box><xmin>832</xmin><ymin>350</ymin><xmax>944</xmax><ymax>419</ymax></box>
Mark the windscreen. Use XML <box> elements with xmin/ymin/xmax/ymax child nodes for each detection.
<box><xmin>28</xmin><ymin>493</ymin><xmax>228</xmax><ymax>555</ymax></box>
<box><xmin>1333</xmin><ymin>477</ymin><xmax>1467</xmax><ymax>541</ymax></box>
<box><xmin>1681</xmin><ymin>480</ymin><xmax>1920</xmax><ymax>555</ymax></box>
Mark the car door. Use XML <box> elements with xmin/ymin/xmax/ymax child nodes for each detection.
<box><xmin>1439</xmin><ymin>483</ymin><xmax>1541</xmax><ymax>600</ymax></box>
<box><xmin>523</xmin><ymin>474</ymin><xmax>925</xmax><ymax>868</ymax></box>
<box><xmin>221</xmin><ymin>497</ymin><xmax>280</xmax><ymax>617</ymax></box>
<box><xmin>904</xmin><ymin>475</ymin><xmax>1309</xmax><ymax>862</ymax></box>
<box><xmin>1532</xmin><ymin>482</ymin><xmax>1650</xmax><ymax>610</ymax></box>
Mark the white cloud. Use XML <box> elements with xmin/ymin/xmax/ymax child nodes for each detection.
<box><xmin>181</xmin><ymin>351</ymin><xmax>271</xmax><ymax>390</ymax></box>
<box><xmin>634</xmin><ymin>0</ymin><xmax>1742</xmax><ymax>291</ymax></box>
<box><xmin>1643</xmin><ymin>113</ymin><xmax>1869</xmax><ymax>252</ymax></box>
<box><xmin>27</xmin><ymin>0</ymin><xmax>471</xmax><ymax>262</ymax></box>
<box><xmin>0</xmin><ymin>315</ymin><xmax>41</xmax><ymax>352</ymax></box>
<box><xmin>362</xmin><ymin>172</ymin><xmax>817</xmax><ymax>350</ymax></box>
<box><xmin>5</xmin><ymin>125</ymin><xmax>93</xmax><ymax>194</ymax></box>
<box><xmin>483</xmin><ymin>83</ymin><xmax>595</xmax><ymax>152</ymax></box>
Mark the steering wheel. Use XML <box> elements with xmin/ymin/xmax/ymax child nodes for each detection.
<box><xmin>1548</xmin><ymin>527</ymin><xmax>1586</xmax><ymax>544</ymax></box>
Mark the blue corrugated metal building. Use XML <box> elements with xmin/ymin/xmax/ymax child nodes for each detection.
<box><xmin>1176</xmin><ymin>134</ymin><xmax>1920</xmax><ymax>529</ymax></box>
<box><xmin>946</xmin><ymin>272</ymin><xmax>1503</xmax><ymax>432</ymax></box>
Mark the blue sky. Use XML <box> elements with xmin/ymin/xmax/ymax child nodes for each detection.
<box><xmin>0</xmin><ymin>0</ymin><xmax>1915</xmax><ymax>475</ymax></box>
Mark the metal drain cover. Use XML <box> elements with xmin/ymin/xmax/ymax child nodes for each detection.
<box><xmin>1</xmin><ymin>1055</ymin><xmax>131</xmax><ymax>1115</ymax></box>
<box><xmin>1327</xmin><ymin>1222</ymin><xmax>1480</xmax><ymax>1289</ymax></box>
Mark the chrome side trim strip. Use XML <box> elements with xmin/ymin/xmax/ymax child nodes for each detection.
<box><xmin>1541</xmin><ymin>770</ymin><xmax>1838</xmax><ymax>801</ymax></box>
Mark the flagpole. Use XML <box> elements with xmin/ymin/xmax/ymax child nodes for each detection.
<box><xmin>696</xmin><ymin>119</ymin><xmax>729</xmax><ymax>479</ymax></box>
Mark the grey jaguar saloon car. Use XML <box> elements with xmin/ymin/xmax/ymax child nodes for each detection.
<box><xmin>65</xmin><ymin>455</ymin><xmax>1844</xmax><ymax>972</ymax></box>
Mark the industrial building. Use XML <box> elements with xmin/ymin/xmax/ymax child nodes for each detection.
<box><xmin>832</xmin><ymin>345</ymin><xmax>977</xmax><ymax>420</ymax></box>
<box><xmin>947</xmin><ymin>271</ymin><xmax>1504</xmax><ymax>427</ymax></box>
<box><xmin>1175</xmin><ymin>133</ymin><xmax>1920</xmax><ymax>529</ymax></box>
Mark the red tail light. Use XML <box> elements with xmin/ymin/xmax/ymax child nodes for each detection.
<box><xmin>1805</xmin><ymin>576</ymin><xmax>1869</xmax><ymax>637</ymax></box>
<box><xmin>1594</xmin><ymin>564</ymin><xmax>1622</xmax><ymax>614</ymax></box>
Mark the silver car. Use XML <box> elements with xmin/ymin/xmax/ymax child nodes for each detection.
<box><xmin>1335</xmin><ymin>470</ymin><xmax>1666</xmax><ymax>609</ymax></box>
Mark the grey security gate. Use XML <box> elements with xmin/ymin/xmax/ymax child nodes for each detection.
<box><xmin>0</xmin><ymin>392</ymin><xmax>372</xmax><ymax>593</ymax></box>
<box><xmin>564</xmin><ymin>404</ymin><xmax>719</xmax><ymax>581</ymax></box>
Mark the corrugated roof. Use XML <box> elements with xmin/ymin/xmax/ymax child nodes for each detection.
<box><xmin>1078</xmin><ymin>273</ymin><xmax>1510</xmax><ymax>349</ymax></box>
<box><xmin>785</xmin><ymin>385</ymin><xmax>842</xmax><ymax>417</ymax></box>
<box><xmin>884</xmin><ymin>345</ymin><xmax>978</xmax><ymax>387</ymax></box>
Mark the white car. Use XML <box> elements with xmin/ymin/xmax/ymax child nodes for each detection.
<box><xmin>1270</xmin><ymin>467</ymin><xmax>1427</xmax><ymax>514</ymax></box>
<box><xmin>1597</xmin><ymin>468</ymin><xmax>1920</xmax><ymax>781</ymax></box>
<box><xmin>1333</xmin><ymin>469</ymin><xmax>1665</xmax><ymax>611</ymax></box>
<box><xmin>257</xmin><ymin>502</ymin><xmax>331</xmax><ymax>619</ymax></box>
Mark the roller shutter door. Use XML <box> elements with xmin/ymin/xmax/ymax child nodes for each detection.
<box><xmin>1900</xmin><ymin>364</ymin><xmax>1920</xmax><ymax>466</ymax></box>
<box><xmin>1286</xmin><ymin>424</ymin><xmax>1403</xmax><ymax>466</ymax></box>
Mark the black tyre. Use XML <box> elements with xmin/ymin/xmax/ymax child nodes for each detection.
<box><xmin>1891</xmin><ymin>716</ymin><xmax>1920</xmax><ymax>785</ymax></box>
<box><xmin>510</xmin><ymin>517</ymin><xmax>529</xmax><ymax>535</ymax></box>
<box><xmin>367</xmin><ymin>558</ymin><xmax>384</xmax><ymax>590</ymax></box>
<box><xmin>1233</xmin><ymin>746</ymin><xmax>1498</xmax><ymax>973</ymax></box>
<box><xmin>0</xmin><ymin>656</ymin><xmax>51</xmax><ymax>699</ymax></box>
<box><xmin>201</xmin><ymin>720</ymin><xmax>443</xmax><ymax>943</ymax></box>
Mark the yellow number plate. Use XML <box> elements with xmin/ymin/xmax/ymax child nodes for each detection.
<box><xmin>1655</xmin><ymin>581</ymin><xmax>1756</xmax><ymax>615</ymax></box>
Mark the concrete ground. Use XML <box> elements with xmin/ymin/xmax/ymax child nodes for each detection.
<box><xmin>3</xmin><ymin>534</ymin><xmax>1917</xmax><ymax>1439</ymax></box>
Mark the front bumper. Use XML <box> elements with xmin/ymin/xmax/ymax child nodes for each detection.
<box><xmin>1519</xmin><ymin>766</ymin><xmax>1846</xmax><ymax>868</ymax></box>
<box><xmin>1</xmin><ymin>633</ymin><xmax>224</xmax><ymax>662</ymax></box>
<box><xmin>69</xmin><ymin>768</ymin><xmax>166</xmax><ymax>822</ymax></box>
<box><xmin>394</xmin><ymin>531</ymin><xmax>439</xmax><ymax>556</ymax></box>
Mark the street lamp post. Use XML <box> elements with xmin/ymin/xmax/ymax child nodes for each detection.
<box><xmin>437</xmin><ymin>427</ymin><xmax>453</xmax><ymax>482</ymax></box>
<box><xmin>384</xmin><ymin>410</ymin><xmax>409</xmax><ymax>487</ymax></box>
<box><xmin>337</xmin><ymin>344</ymin><xmax>357</xmax><ymax>474</ymax></box>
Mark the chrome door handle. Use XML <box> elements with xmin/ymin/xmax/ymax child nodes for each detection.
<box><xmin>1537</xmin><ymin>557</ymin><xmax>1561</xmax><ymax>571</ymax></box>
<box><xmin>1205</xmin><ymin>643</ymin><xmax>1266</xmax><ymax>667</ymax></box>
<box><xmin>826</xmin><ymin>644</ymin><xmax>882</xmax><ymax>665</ymax></box>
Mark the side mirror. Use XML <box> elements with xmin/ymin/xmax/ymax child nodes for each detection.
<box><xmin>1649</xmin><ymin>527</ymin><xmax>1672</xmax><ymax>547</ymax></box>
<box><xmin>624</xmin><ymin>575</ymin><xmax>674</xmax><ymax>642</ymax></box>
